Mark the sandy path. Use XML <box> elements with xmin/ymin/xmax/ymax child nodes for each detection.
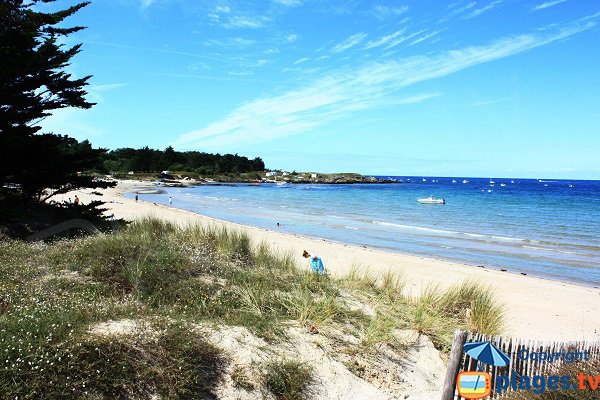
<box><xmin>74</xmin><ymin>180</ymin><xmax>600</xmax><ymax>342</ymax></box>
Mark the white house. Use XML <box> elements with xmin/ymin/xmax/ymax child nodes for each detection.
<box><xmin>265</xmin><ymin>171</ymin><xmax>278</xmax><ymax>177</ymax></box>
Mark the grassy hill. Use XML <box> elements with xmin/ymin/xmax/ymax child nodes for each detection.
<box><xmin>0</xmin><ymin>218</ymin><xmax>504</xmax><ymax>399</ymax></box>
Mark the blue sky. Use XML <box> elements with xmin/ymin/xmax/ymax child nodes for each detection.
<box><xmin>38</xmin><ymin>0</ymin><xmax>600</xmax><ymax>179</ymax></box>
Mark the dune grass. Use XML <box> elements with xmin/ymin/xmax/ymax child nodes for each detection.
<box><xmin>0</xmin><ymin>217</ymin><xmax>505</xmax><ymax>397</ymax></box>
<box><xmin>264</xmin><ymin>359</ymin><xmax>313</xmax><ymax>400</ymax></box>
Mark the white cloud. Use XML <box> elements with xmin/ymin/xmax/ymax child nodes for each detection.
<box><xmin>373</xmin><ymin>5</ymin><xmax>409</xmax><ymax>19</ymax></box>
<box><xmin>140</xmin><ymin>0</ymin><xmax>156</xmax><ymax>9</ymax></box>
<box><xmin>332</xmin><ymin>33</ymin><xmax>368</xmax><ymax>53</ymax></box>
<box><xmin>440</xmin><ymin>1</ymin><xmax>477</xmax><ymax>21</ymax></box>
<box><xmin>532</xmin><ymin>0</ymin><xmax>568</xmax><ymax>11</ymax></box>
<box><xmin>223</xmin><ymin>15</ymin><xmax>270</xmax><ymax>29</ymax></box>
<box><xmin>384</xmin><ymin>30</ymin><xmax>426</xmax><ymax>49</ymax></box>
<box><xmin>273</xmin><ymin>0</ymin><xmax>303</xmax><ymax>6</ymax></box>
<box><xmin>286</xmin><ymin>33</ymin><xmax>299</xmax><ymax>42</ymax></box>
<box><xmin>409</xmin><ymin>31</ymin><xmax>440</xmax><ymax>46</ymax></box>
<box><xmin>91</xmin><ymin>83</ymin><xmax>127</xmax><ymax>92</ymax></box>
<box><xmin>364</xmin><ymin>29</ymin><xmax>406</xmax><ymax>49</ymax></box>
<box><xmin>294</xmin><ymin>57</ymin><xmax>310</xmax><ymax>65</ymax></box>
<box><xmin>175</xmin><ymin>17</ymin><xmax>598</xmax><ymax>150</ymax></box>
<box><xmin>464</xmin><ymin>0</ymin><xmax>503</xmax><ymax>19</ymax></box>
<box><xmin>215</xmin><ymin>5</ymin><xmax>230</xmax><ymax>13</ymax></box>
<box><xmin>203</xmin><ymin>37</ymin><xmax>256</xmax><ymax>46</ymax></box>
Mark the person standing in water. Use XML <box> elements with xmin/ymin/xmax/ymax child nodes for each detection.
<box><xmin>135</xmin><ymin>194</ymin><xmax>138</xmax><ymax>202</ymax></box>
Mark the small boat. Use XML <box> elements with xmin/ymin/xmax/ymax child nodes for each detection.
<box><xmin>500</xmin><ymin>183</ymin><xmax>506</xmax><ymax>187</ymax></box>
<box><xmin>452</xmin><ymin>179</ymin><xmax>457</xmax><ymax>183</ymax></box>
<box><xmin>417</xmin><ymin>196</ymin><xmax>446</xmax><ymax>205</ymax></box>
<box><xmin>511</xmin><ymin>180</ymin><xmax>515</xmax><ymax>184</ymax></box>
<box><xmin>422</xmin><ymin>178</ymin><xmax>427</xmax><ymax>182</ymax></box>
<box><xmin>463</xmin><ymin>179</ymin><xmax>469</xmax><ymax>184</ymax></box>
<box><xmin>276</xmin><ymin>181</ymin><xmax>288</xmax><ymax>186</ymax></box>
<box><xmin>569</xmin><ymin>184</ymin><xmax>575</xmax><ymax>188</ymax></box>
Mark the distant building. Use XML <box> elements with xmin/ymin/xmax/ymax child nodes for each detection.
<box><xmin>282</xmin><ymin>171</ymin><xmax>290</xmax><ymax>176</ymax></box>
<box><xmin>311</xmin><ymin>173</ymin><xmax>318</xmax><ymax>179</ymax></box>
<box><xmin>265</xmin><ymin>171</ymin><xmax>278</xmax><ymax>177</ymax></box>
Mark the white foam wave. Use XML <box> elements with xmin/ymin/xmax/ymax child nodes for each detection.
<box><xmin>372</xmin><ymin>220</ymin><xmax>527</xmax><ymax>243</ymax></box>
<box><xmin>522</xmin><ymin>245</ymin><xmax>575</xmax><ymax>255</ymax></box>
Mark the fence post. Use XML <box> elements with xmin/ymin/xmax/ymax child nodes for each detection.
<box><xmin>441</xmin><ymin>330</ymin><xmax>468</xmax><ymax>400</ymax></box>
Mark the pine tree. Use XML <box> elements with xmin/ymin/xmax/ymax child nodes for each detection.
<box><xmin>0</xmin><ymin>0</ymin><xmax>115</xmax><ymax>203</ymax></box>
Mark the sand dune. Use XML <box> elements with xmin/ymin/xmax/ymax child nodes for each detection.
<box><xmin>74</xmin><ymin>180</ymin><xmax>600</xmax><ymax>342</ymax></box>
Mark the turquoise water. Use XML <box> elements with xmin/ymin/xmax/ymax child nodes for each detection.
<box><xmin>127</xmin><ymin>177</ymin><xmax>600</xmax><ymax>286</ymax></box>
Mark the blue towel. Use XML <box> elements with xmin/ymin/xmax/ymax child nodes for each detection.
<box><xmin>310</xmin><ymin>257</ymin><xmax>326</xmax><ymax>274</ymax></box>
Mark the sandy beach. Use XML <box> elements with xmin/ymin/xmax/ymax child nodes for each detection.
<box><xmin>75</xmin><ymin>180</ymin><xmax>600</xmax><ymax>343</ymax></box>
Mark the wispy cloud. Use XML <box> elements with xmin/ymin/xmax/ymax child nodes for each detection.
<box><xmin>140</xmin><ymin>0</ymin><xmax>156</xmax><ymax>9</ymax></box>
<box><xmin>372</xmin><ymin>5</ymin><xmax>409</xmax><ymax>20</ymax></box>
<box><xmin>440</xmin><ymin>1</ymin><xmax>477</xmax><ymax>21</ymax></box>
<box><xmin>332</xmin><ymin>33</ymin><xmax>368</xmax><ymax>53</ymax></box>
<box><xmin>175</xmin><ymin>17</ymin><xmax>598</xmax><ymax>150</ymax></box>
<box><xmin>364</xmin><ymin>29</ymin><xmax>406</xmax><ymax>49</ymax></box>
<box><xmin>273</xmin><ymin>0</ymin><xmax>303</xmax><ymax>6</ymax></box>
<box><xmin>294</xmin><ymin>57</ymin><xmax>310</xmax><ymax>65</ymax></box>
<box><xmin>285</xmin><ymin>33</ymin><xmax>299</xmax><ymax>42</ymax></box>
<box><xmin>215</xmin><ymin>5</ymin><xmax>230</xmax><ymax>13</ymax></box>
<box><xmin>464</xmin><ymin>0</ymin><xmax>503</xmax><ymax>19</ymax></box>
<box><xmin>410</xmin><ymin>31</ymin><xmax>440</xmax><ymax>46</ymax></box>
<box><xmin>384</xmin><ymin>30</ymin><xmax>426</xmax><ymax>49</ymax></box>
<box><xmin>203</xmin><ymin>37</ymin><xmax>256</xmax><ymax>46</ymax></box>
<box><xmin>91</xmin><ymin>83</ymin><xmax>127</xmax><ymax>92</ymax></box>
<box><xmin>531</xmin><ymin>0</ymin><xmax>569</xmax><ymax>11</ymax></box>
<box><xmin>222</xmin><ymin>15</ymin><xmax>270</xmax><ymax>29</ymax></box>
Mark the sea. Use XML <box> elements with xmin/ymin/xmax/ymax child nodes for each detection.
<box><xmin>125</xmin><ymin>177</ymin><xmax>600</xmax><ymax>287</ymax></box>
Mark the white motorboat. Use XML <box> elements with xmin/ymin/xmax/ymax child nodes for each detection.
<box><xmin>417</xmin><ymin>196</ymin><xmax>446</xmax><ymax>205</ymax></box>
<box><xmin>463</xmin><ymin>179</ymin><xmax>469</xmax><ymax>184</ymax></box>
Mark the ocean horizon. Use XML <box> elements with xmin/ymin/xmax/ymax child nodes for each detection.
<box><xmin>126</xmin><ymin>176</ymin><xmax>600</xmax><ymax>287</ymax></box>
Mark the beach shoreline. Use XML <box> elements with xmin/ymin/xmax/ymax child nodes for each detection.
<box><xmin>74</xmin><ymin>180</ymin><xmax>600</xmax><ymax>342</ymax></box>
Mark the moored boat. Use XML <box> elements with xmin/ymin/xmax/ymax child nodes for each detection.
<box><xmin>417</xmin><ymin>196</ymin><xmax>446</xmax><ymax>205</ymax></box>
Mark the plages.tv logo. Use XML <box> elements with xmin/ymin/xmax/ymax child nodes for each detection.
<box><xmin>456</xmin><ymin>371</ymin><xmax>492</xmax><ymax>399</ymax></box>
<box><xmin>456</xmin><ymin>341</ymin><xmax>510</xmax><ymax>399</ymax></box>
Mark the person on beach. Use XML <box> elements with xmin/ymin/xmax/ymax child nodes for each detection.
<box><xmin>135</xmin><ymin>194</ymin><xmax>138</xmax><ymax>202</ymax></box>
<box><xmin>74</xmin><ymin>195</ymin><xmax>80</xmax><ymax>205</ymax></box>
<box><xmin>168</xmin><ymin>196</ymin><xmax>172</xmax><ymax>206</ymax></box>
<box><xmin>303</xmin><ymin>250</ymin><xmax>326</xmax><ymax>274</ymax></box>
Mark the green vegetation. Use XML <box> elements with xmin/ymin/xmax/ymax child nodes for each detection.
<box><xmin>264</xmin><ymin>359</ymin><xmax>313</xmax><ymax>400</ymax></box>
<box><xmin>0</xmin><ymin>1</ymin><xmax>116</xmax><ymax>205</ymax></box>
<box><xmin>0</xmin><ymin>218</ymin><xmax>505</xmax><ymax>397</ymax></box>
<box><xmin>102</xmin><ymin>146</ymin><xmax>265</xmax><ymax>176</ymax></box>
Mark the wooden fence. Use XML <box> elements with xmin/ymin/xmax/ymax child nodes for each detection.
<box><xmin>442</xmin><ymin>330</ymin><xmax>600</xmax><ymax>399</ymax></box>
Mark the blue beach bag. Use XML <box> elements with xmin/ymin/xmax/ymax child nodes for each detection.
<box><xmin>310</xmin><ymin>257</ymin><xmax>326</xmax><ymax>274</ymax></box>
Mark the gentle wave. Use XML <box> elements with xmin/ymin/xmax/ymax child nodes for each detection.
<box><xmin>371</xmin><ymin>220</ymin><xmax>527</xmax><ymax>243</ymax></box>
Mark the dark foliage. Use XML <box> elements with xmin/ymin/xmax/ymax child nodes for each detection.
<box><xmin>102</xmin><ymin>145</ymin><xmax>265</xmax><ymax>175</ymax></box>
<box><xmin>0</xmin><ymin>1</ymin><xmax>117</xmax><ymax>235</ymax></box>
